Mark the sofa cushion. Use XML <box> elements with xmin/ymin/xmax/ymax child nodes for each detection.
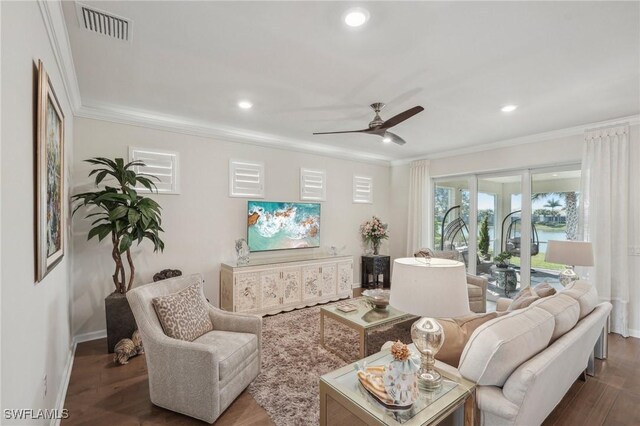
<box><xmin>152</xmin><ymin>283</ymin><xmax>214</xmax><ymax>341</ymax></box>
<box><xmin>530</xmin><ymin>294</ymin><xmax>580</xmax><ymax>341</ymax></box>
<box><xmin>458</xmin><ymin>307</ymin><xmax>555</xmax><ymax>386</ymax></box>
<box><xmin>561</xmin><ymin>280</ymin><xmax>599</xmax><ymax>319</ymax></box>
<box><xmin>436</xmin><ymin>312</ymin><xmax>499</xmax><ymax>367</ymax></box>
<box><xmin>193</xmin><ymin>330</ymin><xmax>258</xmax><ymax>381</ymax></box>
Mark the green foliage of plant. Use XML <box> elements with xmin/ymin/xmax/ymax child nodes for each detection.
<box><xmin>544</xmin><ymin>197</ymin><xmax>562</xmax><ymax>216</ymax></box>
<box><xmin>478</xmin><ymin>215</ymin><xmax>490</xmax><ymax>257</ymax></box>
<box><xmin>493</xmin><ymin>251</ymin><xmax>512</xmax><ymax>267</ymax></box>
<box><xmin>72</xmin><ymin>157</ymin><xmax>165</xmax><ymax>294</ymax></box>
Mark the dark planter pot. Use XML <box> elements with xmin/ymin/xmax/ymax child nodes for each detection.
<box><xmin>105</xmin><ymin>292</ymin><xmax>137</xmax><ymax>353</ymax></box>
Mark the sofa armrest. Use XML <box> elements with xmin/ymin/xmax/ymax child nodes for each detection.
<box><xmin>477</xmin><ymin>386</ymin><xmax>519</xmax><ymax>422</ymax></box>
<box><xmin>496</xmin><ymin>297</ymin><xmax>512</xmax><ymax>312</ymax></box>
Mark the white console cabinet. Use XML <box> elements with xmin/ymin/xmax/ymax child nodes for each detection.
<box><xmin>220</xmin><ymin>255</ymin><xmax>353</xmax><ymax>316</ymax></box>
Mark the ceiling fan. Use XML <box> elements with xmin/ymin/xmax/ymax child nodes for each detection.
<box><xmin>312</xmin><ymin>103</ymin><xmax>424</xmax><ymax>145</ymax></box>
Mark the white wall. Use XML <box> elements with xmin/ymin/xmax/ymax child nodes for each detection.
<box><xmin>390</xmin><ymin>125</ymin><xmax>640</xmax><ymax>335</ymax></box>
<box><xmin>1</xmin><ymin>1</ymin><xmax>74</xmax><ymax>420</ymax></box>
<box><xmin>71</xmin><ymin>117</ymin><xmax>391</xmax><ymax>336</ymax></box>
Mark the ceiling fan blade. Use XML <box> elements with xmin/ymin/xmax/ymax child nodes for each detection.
<box><xmin>385</xmin><ymin>132</ymin><xmax>407</xmax><ymax>146</ymax></box>
<box><xmin>313</xmin><ymin>128</ymin><xmax>373</xmax><ymax>135</ymax></box>
<box><xmin>379</xmin><ymin>106</ymin><xmax>424</xmax><ymax>129</ymax></box>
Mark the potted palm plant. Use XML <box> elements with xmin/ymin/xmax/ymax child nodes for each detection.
<box><xmin>72</xmin><ymin>157</ymin><xmax>165</xmax><ymax>352</ymax></box>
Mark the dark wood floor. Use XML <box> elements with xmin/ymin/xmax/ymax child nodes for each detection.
<box><xmin>542</xmin><ymin>333</ymin><xmax>640</xmax><ymax>426</ymax></box>
<box><xmin>63</xmin><ymin>334</ymin><xmax>639</xmax><ymax>425</ymax></box>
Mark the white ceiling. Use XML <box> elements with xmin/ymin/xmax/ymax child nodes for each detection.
<box><xmin>62</xmin><ymin>1</ymin><xmax>640</xmax><ymax>162</ymax></box>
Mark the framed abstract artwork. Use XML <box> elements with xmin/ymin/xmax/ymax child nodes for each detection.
<box><xmin>36</xmin><ymin>60</ymin><xmax>65</xmax><ymax>281</ymax></box>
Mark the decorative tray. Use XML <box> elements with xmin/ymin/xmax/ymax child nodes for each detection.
<box><xmin>356</xmin><ymin>366</ymin><xmax>413</xmax><ymax>409</ymax></box>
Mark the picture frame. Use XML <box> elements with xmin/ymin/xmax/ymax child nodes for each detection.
<box><xmin>36</xmin><ymin>60</ymin><xmax>65</xmax><ymax>281</ymax></box>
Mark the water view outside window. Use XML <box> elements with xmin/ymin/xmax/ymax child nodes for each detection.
<box><xmin>510</xmin><ymin>170</ymin><xmax>581</xmax><ymax>286</ymax></box>
<box><xmin>433</xmin><ymin>168</ymin><xmax>581</xmax><ymax>296</ymax></box>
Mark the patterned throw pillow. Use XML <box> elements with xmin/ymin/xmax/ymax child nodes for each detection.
<box><xmin>152</xmin><ymin>283</ymin><xmax>214</xmax><ymax>341</ymax></box>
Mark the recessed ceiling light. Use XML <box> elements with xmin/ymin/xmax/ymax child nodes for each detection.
<box><xmin>382</xmin><ymin>136</ymin><xmax>392</xmax><ymax>143</ymax></box>
<box><xmin>501</xmin><ymin>104</ymin><xmax>518</xmax><ymax>112</ymax></box>
<box><xmin>238</xmin><ymin>100</ymin><xmax>253</xmax><ymax>110</ymax></box>
<box><xmin>344</xmin><ymin>8</ymin><xmax>369</xmax><ymax>27</ymax></box>
<box><xmin>552</xmin><ymin>173</ymin><xmax>559</xmax><ymax>177</ymax></box>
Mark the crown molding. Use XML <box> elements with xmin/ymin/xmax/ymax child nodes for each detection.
<box><xmin>76</xmin><ymin>103</ymin><xmax>393</xmax><ymax>166</ymax></box>
<box><xmin>390</xmin><ymin>114</ymin><xmax>640</xmax><ymax>166</ymax></box>
<box><xmin>37</xmin><ymin>0</ymin><xmax>82</xmax><ymax>114</ymax></box>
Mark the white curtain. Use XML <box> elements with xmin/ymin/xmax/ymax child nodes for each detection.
<box><xmin>579</xmin><ymin>124</ymin><xmax>630</xmax><ymax>336</ymax></box>
<box><xmin>406</xmin><ymin>160</ymin><xmax>432</xmax><ymax>256</ymax></box>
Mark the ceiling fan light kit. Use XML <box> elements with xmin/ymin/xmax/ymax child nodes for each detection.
<box><xmin>313</xmin><ymin>102</ymin><xmax>423</xmax><ymax>146</ymax></box>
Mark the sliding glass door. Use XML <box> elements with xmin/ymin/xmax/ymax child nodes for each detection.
<box><xmin>434</xmin><ymin>178</ymin><xmax>473</xmax><ymax>272</ymax></box>
<box><xmin>528</xmin><ymin>167</ymin><xmax>582</xmax><ymax>286</ymax></box>
<box><xmin>477</xmin><ymin>173</ymin><xmax>526</xmax><ymax>299</ymax></box>
<box><xmin>432</xmin><ymin>165</ymin><xmax>579</xmax><ymax>299</ymax></box>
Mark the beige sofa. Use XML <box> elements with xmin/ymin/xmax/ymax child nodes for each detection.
<box><xmin>442</xmin><ymin>280</ymin><xmax>611</xmax><ymax>426</ymax></box>
<box><xmin>415</xmin><ymin>249</ymin><xmax>487</xmax><ymax>313</ymax></box>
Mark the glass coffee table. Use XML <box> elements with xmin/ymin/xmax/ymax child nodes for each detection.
<box><xmin>319</xmin><ymin>345</ymin><xmax>477</xmax><ymax>426</ymax></box>
<box><xmin>320</xmin><ymin>297</ymin><xmax>416</xmax><ymax>360</ymax></box>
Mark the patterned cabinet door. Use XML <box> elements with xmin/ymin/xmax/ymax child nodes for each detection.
<box><xmin>302</xmin><ymin>265</ymin><xmax>320</xmax><ymax>300</ymax></box>
<box><xmin>337</xmin><ymin>261</ymin><xmax>353</xmax><ymax>294</ymax></box>
<box><xmin>320</xmin><ymin>264</ymin><xmax>337</xmax><ymax>296</ymax></box>
<box><xmin>281</xmin><ymin>267</ymin><xmax>302</xmax><ymax>304</ymax></box>
<box><xmin>260</xmin><ymin>270</ymin><xmax>282</xmax><ymax>310</ymax></box>
<box><xmin>234</xmin><ymin>272</ymin><xmax>261</xmax><ymax>312</ymax></box>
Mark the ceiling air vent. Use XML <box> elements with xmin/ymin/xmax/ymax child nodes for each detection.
<box><xmin>75</xmin><ymin>2</ymin><xmax>132</xmax><ymax>42</ymax></box>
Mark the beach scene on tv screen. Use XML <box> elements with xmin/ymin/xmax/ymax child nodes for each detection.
<box><xmin>247</xmin><ymin>201</ymin><xmax>320</xmax><ymax>251</ymax></box>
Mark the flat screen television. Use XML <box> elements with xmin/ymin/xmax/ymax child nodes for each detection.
<box><xmin>247</xmin><ymin>201</ymin><xmax>320</xmax><ymax>252</ymax></box>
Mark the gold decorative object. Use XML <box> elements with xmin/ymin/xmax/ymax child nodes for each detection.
<box><xmin>390</xmin><ymin>340</ymin><xmax>411</xmax><ymax>361</ymax></box>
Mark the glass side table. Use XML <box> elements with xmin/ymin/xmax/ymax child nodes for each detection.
<box><xmin>320</xmin><ymin>344</ymin><xmax>477</xmax><ymax>426</ymax></box>
<box><xmin>320</xmin><ymin>298</ymin><xmax>416</xmax><ymax>360</ymax></box>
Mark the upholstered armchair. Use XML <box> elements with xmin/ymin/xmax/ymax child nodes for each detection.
<box><xmin>414</xmin><ymin>249</ymin><xmax>487</xmax><ymax>313</ymax></box>
<box><xmin>127</xmin><ymin>273</ymin><xmax>261</xmax><ymax>423</ymax></box>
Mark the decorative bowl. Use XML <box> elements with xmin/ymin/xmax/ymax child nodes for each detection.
<box><xmin>362</xmin><ymin>289</ymin><xmax>391</xmax><ymax>310</ymax></box>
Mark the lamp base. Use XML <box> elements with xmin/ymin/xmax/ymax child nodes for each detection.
<box><xmin>418</xmin><ymin>363</ymin><xmax>442</xmax><ymax>390</ymax></box>
<box><xmin>411</xmin><ymin>317</ymin><xmax>445</xmax><ymax>391</ymax></box>
<box><xmin>559</xmin><ymin>267</ymin><xmax>579</xmax><ymax>287</ymax></box>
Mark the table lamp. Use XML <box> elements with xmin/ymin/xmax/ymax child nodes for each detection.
<box><xmin>544</xmin><ymin>240</ymin><xmax>594</xmax><ymax>286</ymax></box>
<box><xmin>390</xmin><ymin>257</ymin><xmax>470</xmax><ymax>390</ymax></box>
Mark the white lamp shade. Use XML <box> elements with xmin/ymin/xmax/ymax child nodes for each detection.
<box><xmin>545</xmin><ymin>240</ymin><xmax>594</xmax><ymax>267</ymax></box>
<box><xmin>389</xmin><ymin>257</ymin><xmax>470</xmax><ymax>318</ymax></box>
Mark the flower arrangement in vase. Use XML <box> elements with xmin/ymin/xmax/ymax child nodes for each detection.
<box><xmin>360</xmin><ymin>216</ymin><xmax>389</xmax><ymax>255</ymax></box>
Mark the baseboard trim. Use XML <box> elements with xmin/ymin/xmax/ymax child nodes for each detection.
<box><xmin>74</xmin><ymin>329</ymin><xmax>107</xmax><ymax>344</ymax></box>
<box><xmin>629</xmin><ymin>328</ymin><xmax>640</xmax><ymax>339</ymax></box>
<box><xmin>50</xmin><ymin>341</ymin><xmax>76</xmax><ymax>426</ymax></box>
